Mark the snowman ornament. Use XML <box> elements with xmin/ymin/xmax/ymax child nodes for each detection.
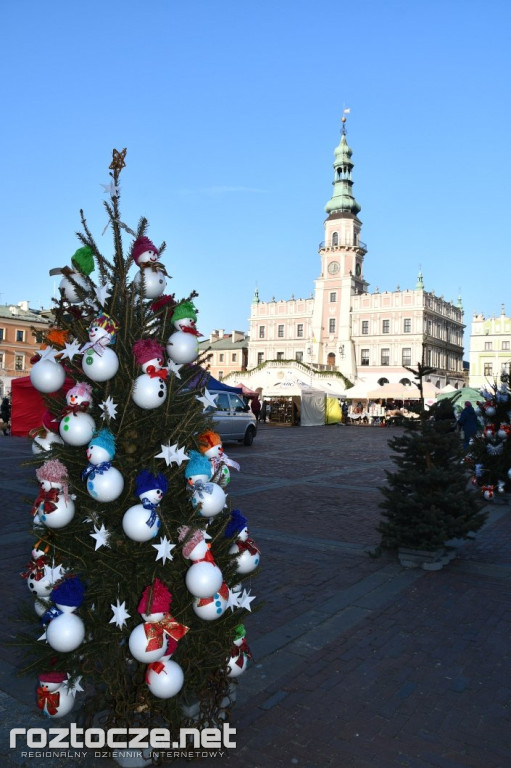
<box><xmin>21</xmin><ymin>545</ymin><xmax>63</xmax><ymax>607</ymax></box>
<box><xmin>80</xmin><ymin>313</ymin><xmax>120</xmax><ymax>382</ymax></box>
<box><xmin>31</xmin><ymin>460</ymin><xmax>75</xmax><ymax>529</ymax></box>
<box><xmin>198</xmin><ymin>429</ymin><xmax>240</xmax><ymax>487</ymax></box>
<box><xmin>44</xmin><ymin>577</ymin><xmax>86</xmax><ymax>654</ymax></box>
<box><xmin>122</xmin><ymin>470</ymin><xmax>167</xmax><ymax>542</ymax></box>
<box><xmin>178</xmin><ymin>526</ymin><xmax>223</xmax><ymax>598</ymax></box>
<box><xmin>36</xmin><ymin>672</ymin><xmax>75</xmax><ymax>719</ymax></box>
<box><xmin>131</xmin><ymin>339</ymin><xmax>168</xmax><ymax>410</ymax></box>
<box><xmin>225</xmin><ymin>509</ymin><xmax>261</xmax><ymax>575</ymax></box>
<box><xmin>82</xmin><ymin>428</ymin><xmax>124</xmax><ymax>502</ymax></box>
<box><xmin>166</xmin><ymin>301</ymin><xmax>201</xmax><ymax>365</ymax></box>
<box><xmin>185</xmin><ymin>450</ymin><xmax>227</xmax><ymax>519</ymax></box>
<box><xmin>50</xmin><ymin>245</ymin><xmax>95</xmax><ymax>304</ymax></box>
<box><xmin>132</xmin><ymin>235</ymin><xmax>168</xmax><ymax>299</ymax></box>
<box><xmin>192</xmin><ymin>581</ymin><xmax>229</xmax><ymax>621</ymax></box>
<box><xmin>59</xmin><ymin>382</ymin><xmax>96</xmax><ymax>447</ymax></box>
<box><xmin>31</xmin><ymin>410</ymin><xmax>64</xmax><ymax>455</ymax></box>
<box><xmin>129</xmin><ymin>578</ymin><xmax>189</xmax><ymax>665</ymax></box>
<box><xmin>227</xmin><ymin>624</ymin><xmax>252</xmax><ymax>678</ymax></box>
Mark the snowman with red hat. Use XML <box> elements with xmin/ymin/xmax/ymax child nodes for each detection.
<box><xmin>59</xmin><ymin>381</ymin><xmax>96</xmax><ymax>447</ymax></box>
<box><xmin>36</xmin><ymin>671</ymin><xmax>76</xmax><ymax>718</ymax></box>
<box><xmin>132</xmin><ymin>235</ymin><xmax>168</xmax><ymax>299</ymax></box>
<box><xmin>32</xmin><ymin>459</ymin><xmax>75</xmax><ymax>529</ymax></box>
<box><xmin>132</xmin><ymin>339</ymin><xmax>168</xmax><ymax>410</ymax></box>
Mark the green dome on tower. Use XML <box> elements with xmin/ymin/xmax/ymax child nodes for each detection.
<box><xmin>324</xmin><ymin>130</ymin><xmax>361</xmax><ymax>216</ymax></box>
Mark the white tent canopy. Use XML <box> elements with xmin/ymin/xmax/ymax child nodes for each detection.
<box><xmin>261</xmin><ymin>378</ymin><xmax>328</xmax><ymax>426</ymax></box>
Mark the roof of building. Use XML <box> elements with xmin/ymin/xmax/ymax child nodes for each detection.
<box><xmin>0</xmin><ymin>304</ymin><xmax>52</xmax><ymax>324</ymax></box>
<box><xmin>198</xmin><ymin>333</ymin><xmax>249</xmax><ymax>351</ymax></box>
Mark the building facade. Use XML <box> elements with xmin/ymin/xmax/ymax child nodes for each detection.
<box><xmin>468</xmin><ymin>307</ymin><xmax>511</xmax><ymax>389</ymax></box>
<box><xmin>247</xmin><ymin>122</ymin><xmax>465</xmax><ymax>391</ymax></box>
<box><xmin>199</xmin><ymin>330</ymin><xmax>249</xmax><ymax>380</ymax></box>
<box><xmin>0</xmin><ymin>302</ymin><xmax>52</xmax><ymax>396</ymax></box>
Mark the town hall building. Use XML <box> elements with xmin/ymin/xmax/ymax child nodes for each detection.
<box><xmin>246</xmin><ymin>120</ymin><xmax>465</xmax><ymax>392</ymax></box>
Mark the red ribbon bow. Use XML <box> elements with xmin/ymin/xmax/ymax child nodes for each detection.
<box><xmin>231</xmin><ymin>639</ymin><xmax>252</xmax><ymax>667</ymax></box>
<box><xmin>140</xmin><ymin>261</ymin><xmax>169</xmax><ymax>276</ymax></box>
<box><xmin>194</xmin><ymin>550</ymin><xmax>216</xmax><ymax>565</ymax></box>
<box><xmin>146</xmin><ymin>365</ymin><xmax>168</xmax><ymax>380</ymax></box>
<box><xmin>143</xmin><ymin>614</ymin><xmax>189</xmax><ymax>652</ymax></box>
<box><xmin>21</xmin><ymin>554</ymin><xmax>48</xmax><ymax>580</ymax></box>
<box><xmin>180</xmin><ymin>325</ymin><xmax>201</xmax><ymax>337</ymax></box>
<box><xmin>145</xmin><ymin>660</ymin><xmax>166</xmax><ymax>683</ymax></box>
<box><xmin>236</xmin><ymin>537</ymin><xmax>260</xmax><ymax>556</ymax></box>
<box><xmin>196</xmin><ymin>582</ymin><xmax>229</xmax><ymax>607</ymax></box>
<box><xmin>31</xmin><ymin>487</ymin><xmax>59</xmax><ymax>517</ymax></box>
<box><xmin>62</xmin><ymin>401</ymin><xmax>90</xmax><ymax>417</ymax></box>
<box><xmin>37</xmin><ymin>686</ymin><xmax>60</xmax><ymax>716</ymax></box>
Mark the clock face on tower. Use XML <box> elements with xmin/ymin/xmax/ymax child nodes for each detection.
<box><xmin>328</xmin><ymin>261</ymin><xmax>340</xmax><ymax>275</ymax></box>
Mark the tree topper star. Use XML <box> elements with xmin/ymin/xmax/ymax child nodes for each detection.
<box><xmin>109</xmin><ymin>599</ymin><xmax>131</xmax><ymax>629</ymax></box>
<box><xmin>152</xmin><ymin>535</ymin><xmax>176</xmax><ymax>565</ymax></box>
<box><xmin>196</xmin><ymin>389</ymin><xmax>218</xmax><ymax>411</ymax></box>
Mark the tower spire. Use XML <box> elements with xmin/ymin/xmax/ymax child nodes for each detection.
<box><xmin>324</xmin><ymin>111</ymin><xmax>361</xmax><ymax>216</ymax></box>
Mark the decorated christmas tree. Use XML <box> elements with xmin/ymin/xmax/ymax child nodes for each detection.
<box><xmin>20</xmin><ymin>149</ymin><xmax>260</xmax><ymax>738</ymax></box>
<box><xmin>376</xmin><ymin>415</ymin><xmax>487</xmax><ymax>556</ymax></box>
<box><xmin>463</xmin><ymin>374</ymin><xmax>511</xmax><ymax>500</ymax></box>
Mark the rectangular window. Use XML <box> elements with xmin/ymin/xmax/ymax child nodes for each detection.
<box><xmin>0</xmin><ymin>328</ymin><xmax>4</xmax><ymax>341</ymax></box>
<box><xmin>232</xmin><ymin>353</ymin><xmax>237</xmax><ymax>362</ymax></box>
<box><xmin>297</xmin><ymin>324</ymin><xmax>304</xmax><ymax>338</ymax></box>
<box><xmin>218</xmin><ymin>371</ymin><xmax>224</xmax><ymax>380</ymax></box>
<box><xmin>277</xmin><ymin>352</ymin><xmax>284</xmax><ymax>361</ymax></box>
<box><xmin>277</xmin><ymin>324</ymin><xmax>284</xmax><ymax>338</ymax></box>
<box><xmin>329</xmin><ymin>318</ymin><xmax>336</xmax><ymax>333</ymax></box>
<box><xmin>402</xmin><ymin>347</ymin><xmax>412</xmax><ymax>366</ymax></box>
<box><xmin>484</xmin><ymin>341</ymin><xmax>493</xmax><ymax>351</ymax></box>
<box><xmin>361</xmin><ymin>320</ymin><xmax>369</xmax><ymax>335</ymax></box>
<box><xmin>296</xmin><ymin>351</ymin><xmax>303</xmax><ymax>362</ymax></box>
<box><xmin>0</xmin><ymin>353</ymin><xmax>4</xmax><ymax>369</ymax></box>
<box><xmin>361</xmin><ymin>349</ymin><xmax>369</xmax><ymax>366</ymax></box>
<box><xmin>329</xmin><ymin>292</ymin><xmax>337</xmax><ymax>302</ymax></box>
<box><xmin>484</xmin><ymin>363</ymin><xmax>493</xmax><ymax>376</ymax></box>
<box><xmin>403</xmin><ymin>318</ymin><xmax>411</xmax><ymax>333</ymax></box>
<box><xmin>16</xmin><ymin>329</ymin><xmax>25</xmax><ymax>342</ymax></box>
<box><xmin>382</xmin><ymin>320</ymin><xmax>390</xmax><ymax>334</ymax></box>
<box><xmin>381</xmin><ymin>348</ymin><xmax>390</xmax><ymax>366</ymax></box>
<box><xmin>259</xmin><ymin>326</ymin><xmax>265</xmax><ymax>339</ymax></box>
<box><xmin>15</xmin><ymin>355</ymin><xmax>24</xmax><ymax>371</ymax></box>
<box><xmin>219</xmin><ymin>353</ymin><xmax>224</xmax><ymax>362</ymax></box>
<box><xmin>257</xmin><ymin>352</ymin><xmax>264</xmax><ymax>365</ymax></box>
<box><xmin>502</xmin><ymin>341</ymin><xmax>510</xmax><ymax>350</ymax></box>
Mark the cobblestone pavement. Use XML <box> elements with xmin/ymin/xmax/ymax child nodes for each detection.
<box><xmin>1</xmin><ymin>423</ymin><xmax>510</xmax><ymax>768</ymax></box>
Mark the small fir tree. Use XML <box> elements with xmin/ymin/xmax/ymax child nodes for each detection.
<box><xmin>376</xmin><ymin>412</ymin><xmax>487</xmax><ymax>553</ymax></box>
<box><xmin>19</xmin><ymin>149</ymin><xmax>260</xmax><ymax>733</ymax></box>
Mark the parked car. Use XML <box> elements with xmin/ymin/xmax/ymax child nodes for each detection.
<box><xmin>206</xmin><ymin>390</ymin><xmax>258</xmax><ymax>445</ymax></box>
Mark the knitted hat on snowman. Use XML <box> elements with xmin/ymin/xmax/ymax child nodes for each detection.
<box><xmin>233</xmin><ymin>624</ymin><xmax>247</xmax><ymax>642</ymax></box>
<box><xmin>137</xmin><ymin>577</ymin><xmax>171</xmax><ymax>615</ymax></box>
<box><xmin>135</xmin><ymin>469</ymin><xmax>168</xmax><ymax>498</ymax></box>
<box><xmin>66</xmin><ymin>381</ymin><xmax>92</xmax><ymax>404</ymax></box>
<box><xmin>132</xmin><ymin>338</ymin><xmax>166</xmax><ymax>367</ymax></box>
<box><xmin>132</xmin><ymin>236</ymin><xmax>159</xmax><ymax>266</ymax></box>
<box><xmin>225</xmin><ymin>509</ymin><xmax>248</xmax><ymax>538</ymax></box>
<box><xmin>178</xmin><ymin>525</ymin><xmax>206</xmax><ymax>559</ymax></box>
<box><xmin>89</xmin><ymin>428</ymin><xmax>116</xmax><ymax>459</ymax></box>
<box><xmin>36</xmin><ymin>459</ymin><xmax>70</xmax><ymax>501</ymax></box>
<box><xmin>88</xmin><ymin>313</ymin><xmax>119</xmax><ymax>343</ymax></box>
<box><xmin>184</xmin><ymin>450</ymin><xmax>212</xmax><ymax>480</ymax></box>
<box><xmin>198</xmin><ymin>430</ymin><xmax>222</xmax><ymax>454</ymax></box>
<box><xmin>38</xmin><ymin>671</ymin><xmax>67</xmax><ymax>685</ymax></box>
<box><xmin>51</xmin><ymin>576</ymin><xmax>86</xmax><ymax>608</ymax></box>
<box><xmin>171</xmin><ymin>301</ymin><xmax>198</xmax><ymax>326</ymax></box>
<box><xmin>71</xmin><ymin>246</ymin><xmax>95</xmax><ymax>276</ymax></box>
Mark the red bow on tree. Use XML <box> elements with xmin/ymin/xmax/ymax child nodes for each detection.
<box><xmin>140</xmin><ymin>261</ymin><xmax>169</xmax><ymax>276</ymax></box>
<box><xmin>31</xmin><ymin>487</ymin><xmax>59</xmax><ymax>517</ymax></box>
<box><xmin>36</xmin><ymin>686</ymin><xmax>60</xmax><ymax>716</ymax></box>
<box><xmin>21</xmin><ymin>554</ymin><xmax>48</xmax><ymax>580</ymax></box>
<box><xmin>180</xmin><ymin>325</ymin><xmax>201</xmax><ymax>337</ymax></box>
<box><xmin>231</xmin><ymin>639</ymin><xmax>252</xmax><ymax>667</ymax></box>
<box><xmin>145</xmin><ymin>365</ymin><xmax>168</xmax><ymax>380</ymax></box>
<box><xmin>62</xmin><ymin>401</ymin><xmax>90</xmax><ymax>417</ymax></box>
<box><xmin>143</xmin><ymin>614</ymin><xmax>189</xmax><ymax>652</ymax></box>
<box><xmin>236</xmin><ymin>537</ymin><xmax>260</xmax><ymax>556</ymax></box>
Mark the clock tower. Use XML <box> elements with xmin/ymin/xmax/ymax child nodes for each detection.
<box><xmin>311</xmin><ymin>117</ymin><xmax>368</xmax><ymax>379</ymax></box>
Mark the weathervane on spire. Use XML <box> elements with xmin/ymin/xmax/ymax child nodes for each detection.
<box><xmin>341</xmin><ymin>107</ymin><xmax>351</xmax><ymax>134</ymax></box>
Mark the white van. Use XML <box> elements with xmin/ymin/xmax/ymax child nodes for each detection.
<box><xmin>206</xmin><ymin>390</ymin><xmax>258</xmax><ymax>445</ymax></box>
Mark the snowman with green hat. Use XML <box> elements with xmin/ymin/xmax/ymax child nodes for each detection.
<box><xmin>166</xmin><ymin>300</ymin><xmax>201</xmax><ymax>364</ymax></box>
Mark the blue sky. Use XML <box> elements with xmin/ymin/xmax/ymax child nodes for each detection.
<box><xmin>1</xmin><ymin>0</ymin><xmax>510</xmax><ymax>339</ymax></box>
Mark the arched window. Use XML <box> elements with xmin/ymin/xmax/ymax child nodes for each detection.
<box><xmin>377</xmin><ymin>377</ymin><xmax>389</xmax><ymax>386</ymax></box>
<box><xmin>327</xmin><ymin>353</ymin><xmax>336</xmax><ymax>368</ymax></box>
<box><xmin>399</xmin><ymin>378</ymin><xmax>411</xmax><ymax>386</ymax></box>
<box><xmin>332</xmin><ymin>232</ymin><xmax>338</xmax><ymax>246</ymax></box>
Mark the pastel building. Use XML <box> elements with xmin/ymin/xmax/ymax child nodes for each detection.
<box><xmin>468</xmin><ymin>307</ymin><xmax>511</xmax><ymax>389</ymax></box>
<box><xmin>0</xmin><ymin>302</ymin><xmax>52</xmax><ymax>396</ymax></box>
<box><xmin>247</xmin><ymin>122</ymin><xmax>465</xmax><ymax>391</ymax></box>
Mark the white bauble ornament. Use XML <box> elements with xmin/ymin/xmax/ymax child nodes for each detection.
<box><xmin>46</xmin><ymin>610</ymin><xmax>85</xmax><ymax>653</ymax></box>
<box><xmin>30</xmin><ymin>359</ymin><xmax>66</xmax><ymax>394</ymax></box>
<box><xmin>86</xmin><ymin>465</ymin><xmax>124</xmax><ymax>502</ymax></box>
<box><xmin>227</xmin><ymin>652</ymin><xmax>249</xmax><ymax>678</ymax></box>
<box><xmin>38</xmin><ymin>681</ymin><xmax>75</xmax><ymax>718</ymax></box>
<box><xmin>82</xmin><ymin>347</ymin><xmax>119</xmax><ymax>382</ymax></box>
<box><xmin>483</xmin><ymin>488</ymin><xmax>494</xmax><ymax>500</ymax></box>
<box><xmin>128</xmin><ymin>622</ymin><xmax>168</xmax><ymax>663</ymax></box>
<box><xmin>146</xmin><ymin>658</ymin><xmax>184</xmax><ymax>699</ymax></box>
<box><xmin>59</xmin><ymin>272</ymin><xmax>89</xmax><ymax>303</ymax></box>
<box><xmin>32</xmin><ymin>431</ymin><xmax>64</xmax><ymax>455</ymax></box>
<box><xmin>134</xmin><ymin>269</ymin><xmax>167</xmax><ymax>299</ymax></box>
<box><xmin>132</xmin><ymin>373</ymin><xmax>167</xmax><ymax>410</ymax></box>
<box><xmin>166</xmin><ymin>331</ymin><xmax>198</xmax><ymax>364</ymax></box>
<box><xmin>59</xmin><ymin>412</ymin><xmax>95</xmax><ymax>446</ymax></box>
<box><xmin>192</xmin><ymin>588</ymin><xmax>228</xmax><ymax>621</ymax></box>
<box><xmin>192</xmin><ymin>483</ymin><xmax>226</xmax><ymax>518</ymax></box>
<box><xmin>185</xmin><ymin>561</ymin><xmax>223</xmax><ymax>598</ymax></box>
<box><xmin>122</xmin><ymin>504</ymin><xmax>161</xmax><ymax>541</ymax></box>
<box><xmin>485</xmin><ymin>406</ymin><xmax>496</xmax><ymax>417</ymax></box>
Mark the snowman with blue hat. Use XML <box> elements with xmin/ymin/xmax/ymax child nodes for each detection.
<box><xmin>122</xmin><ymin>470</ymin><xmax>167</xmax><ymax>542</ymax></box>
<box><xmin>82</xmin><ymin>428</ymin><xmax>124</xmax><ymax>502</ymax></box>
<box><xmin>185</xmin><ymin>450</ymin><xmax>226</xmax><ymax>519</ymax></box>
<box><xmin>225</xmin><ymin>509</ymin><xmax>261</xmax><ymax>575</ymax></box>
